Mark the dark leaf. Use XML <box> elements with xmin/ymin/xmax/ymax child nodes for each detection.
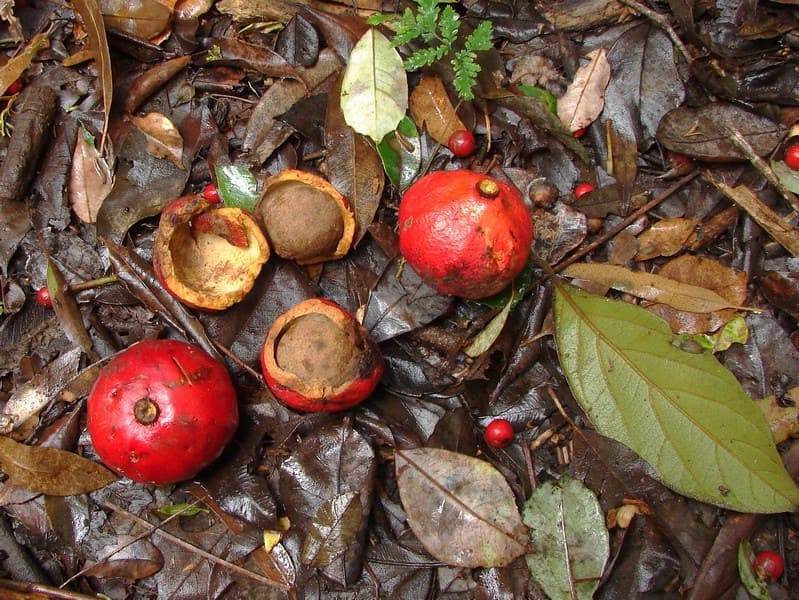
<box><xmin>301</xmin><ymin>6</ymin><xmax>369</xmax><ymax>60</ymax></box>
<box><xmin>46</xmin><ymin>257</ymin><xmax>99</xmax><ymax>361</ymax></box>
<box><xmin>302</xmin><ymin>491</ymin><xmax>363</xmax><ymax>568</ymax></box>
<box><xmin>210</xmin><ymin>38</ymin><xmax>300</xmax><ymax>79</ymax></box>
<box><xmin>275</xmin><ymin>13</ymin><xmax>320</xmax><ymax>68</ymax></box>
<box><xmin>80</xmin><ymin>534</ymin><xmax>164</xmax><ymax>580</ymax></box>
<box><xmin>0</xmin><ymin>436</ymin><xmax>117</xmax><ymax>495</ymax></box>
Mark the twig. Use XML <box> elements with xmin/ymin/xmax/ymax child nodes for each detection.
<box><xmin>559</xmin><ymin>499</ymin><xmax>579</xmax><ymax>600</ymax></box>
<box><xmin>616</xmin><ymin>0</ymin><xmax>695</xmax><ymax>64</ymax></box>
<box><xmin>724</xmin><ymin>125</ymin><xmax>799</xmax><ymax>215</ymax></box>
<box><xmin>553</xmin><ymin>170</ymin><xmax>700</xmax><ymax>273</ymax></box>
<box><xmin>1</xmin><ymin>579</ymin><xmax>98</xmax><ymax>599</ymax></box>
<box><xmin>100</xmin><ymin>500</ymin><xmax>291</xmax><ymax>591</ymax></box>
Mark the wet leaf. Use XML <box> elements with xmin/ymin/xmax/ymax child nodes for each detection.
<box><xmin>80</xmin><ymin>534</ymin><xmax>164</xmax><ymax>580</ymax></box>
<box><xmin>657</xmin><ymin>103</ymin><xmax>787</xmax><ymax>161</ymax></box>
<box><xmin>562</xmin><ymin>262</ymin><xmax>752</xmax><ymax>313</ymax></box>
<box><xmin>635</xmin><ymin>217</ymin><xmax>699</xmax><ymax>261</ymax></box>
<box><xmin>554</xmin><ymin>281</ymin><xmax>799</xmax><ymax>513</ymax></box>
<box><xmin>395</xmin><ymin>447</ymin><xmax>528</xmax><ymax>568</ymax></box>
<box><xmin>275</xmin><ymin>13</ymin><xmax>319</xmax><ymax>68</ymax></box>
<box><xmin>100</xmin><ymin>0</ymin><xmax>172</xmax><ymax>40</ymax></box>
<box><xmin>46</xmin><ymin>257</ymin><xmax>99</xmax><ymax>361</ymax></box>
<box><xmin>215</xmin><ymin>164</ymin><xmax>259</xmax><ymax>211</ymax></box>
<box><xmin>70</xmin><ymin>127</ymin><xmax>113</xmax><ymax>223</ymax></box>
<box><xmin>0</xmin><ymin>32</ymin><xmax>49</xmax><ymax>95</ymax></box>
<box><xmin>279</xmin><ymin>422</ymin><xmax>376</xmax><ymax>587</ymax></box>
<box><xmin>0</xmin><ymin>436</ymin><xmax>117</xmax><ymax>495</ymax></box>
<box><xmin>557</xmin><ymin>48</ymin><xmax>610</xmax><ymax>132</ymax></box>
<box><xmin>522</xmin><ymin>476</ymin><xmax>609</xmax><ymax>600</ymax></box>
<box><xmin>73</xmin><ymin>0</ymin><xmax>113</xmax><ymax>151</ymax></box>
<box><xmin>130</xmin><ymin>113</ymin><xmax>184</xmax><ymax>170</ymax></box>
<box><xmin>408</xmin><ymin>75</ymin><xmax>466</xmax><ymax>146</ymax></box>
<box><xmin>340</xmin><ymin>28</ymin><xmax>407</xmax><ymax>144</ymax></box>
<box><xmin>376</xmin><ymin>116</ymin><xmax>422</xmax><ymax>191</ymax></box>
<box><xmin>464</xmin><ymin>292</ymin><xmax>514</xmax><ymax>357</ymax></box>
<box><xmin>326</xmin><ymin>76</ymin><xmax>385</xmax><ymax>245</ymax></box>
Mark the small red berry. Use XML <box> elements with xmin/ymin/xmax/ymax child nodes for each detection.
<box><xmin>572</xmin><ymin>127</ymin><xmax>587</xmax><ymax>138</ymax></box>
<box><xmin>447</xmin><ymin>130</ymin><xmax>477</xmax><ymax>158</ymax></box>
<box><xmin>35</xmin><ymin>287</ymin><xmax>52</xmax><ymax>307</ymax></box>
<box><xmin>484</xmin><ymin>418</ymin><xmax>514</xmax><ymax>448</ymax></box>
<box><xmin>6</xmin><ymin>79</ymin><xmax>23</xmax><ymax>95</ymax></box>
<box><xmin>666</xmin><ymin>151</ymin><xmax>691</xmax><ymax>167</ymax></box>
<box><xmin>753</xmin><ymin>551</ymin><xmax>784</xmax><ymax>582</ymax></box>
<box><xmin>202</xmin><ymin>183</ymin><xmax>221</xmax><ymax>203</ymax></box>
<box><xmin>574</xmin><ymin>183</ymin><xmax>596</xmax><ymax>199</ymax></box>
<box><xmin>784</xmin><ymin>144</ymin><xmax>799</xmax><ymax>170</ymax></box>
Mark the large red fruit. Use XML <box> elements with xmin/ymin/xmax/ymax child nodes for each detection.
<box><xmin>398</xmin><ymin>170</ymin><xmax>533</xmax><ymax>299</ymax></box>
<box><xmin>87</xmin><ymin>339</ymin><xmax>239</xmax><ymax>485</ymax></box>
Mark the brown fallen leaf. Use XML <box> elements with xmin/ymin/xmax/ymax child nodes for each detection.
<box><xmin>131</xmin><ymin>113</ymin><xmax>185</xmax><ymax>170</ymax></box>
<box><xmin>0</xmin><ymin>31</ymin><xmax>49</xmax><ymax>95</ymax></box>
<box><xmin>409</xmin><ymin>75</ymin><xmax>466</xmax><ymax>146</ymax></box>
<box><xmin>0</xmin><ymin>436</ymin><xmax>117</xmax><ymax>496</ymax></box>
<box><xmin>635</xmin><ymin>217</ymin><xmax>700</xmax><ymax>261</ymax></box>
<box><xmin>755</xmin><ymin>387</ymin><xmax>799</xmax><ymax>445</ymax></box>
<box><xmin>70</xmin><ymin>126</ymin><xmax>113</xmax><ymax>223</ymax></box>
<box><xmin>557</xmin><ymin>48</ymin><xmax>610</xmax><ymax>132</ymax></box>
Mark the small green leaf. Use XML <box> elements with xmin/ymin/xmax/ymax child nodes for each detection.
<box><xmin>157</xmin><ymin>503</ymin><xmax>208</xmax><ymax>517</ymax></box>
<box><xmin>738</xmin><ymin>540</ymin><xmax>771</xmax><ymax>600</ymax></box>
<box><xmin>341</xmin><ymin>28</ymin><xmax>408</xmax><ymax>144</ymax></box>
<box><xmin>214</xmin><ymin>164</ymin><xmax>259</xmax><ymax>211</ymax></box>
<box><xmin>523</xmin><ymin>476</ymin><xmax>609</xmax><ymax>600</ymax></box>
<box><xmin>554</xmin><ymin>281</ymin><xmax>799</xmax><ymax>513</ymax></box>
<box><xmin>464</xmin><ymin>290</ymin><xmax>514</xmax><ymax>357</ymax></box>
<box><xmin>376</xmin><ymin>116</ymin><xmax>422</xmax><ymax>190</ymax></box>
<box><xmin>517</xmin><ymin>84</ymin><xmax>558</xmax><ymax>115</ymax></box>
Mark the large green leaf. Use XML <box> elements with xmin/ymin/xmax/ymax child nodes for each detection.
<box><xmin>340</xmin><ymin>28</ymin><xmax>407</xmax><ymax>144</ymax></box>
<box><xmin>522</xmin><ymin>476</ymin><xmax>609</xmax><ymax>600</ymax></box>
<box><xmin>554</xmin><ymin>281</ymin><xmax>799</xmax><ymax>513</ymax></box>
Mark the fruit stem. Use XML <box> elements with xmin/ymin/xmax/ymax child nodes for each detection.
<box><xmin>68</xmin><ymin>275</ymin><xmax>119</xmax><ymax>293</ymax></box>
<box><xmin>133</xmin><ymin>398</ymin><xmax>159</xmax><ymax>425</ymax></box>
<box><xmin>477</xmin><ymin>178</ymin><xmax>500</xmax><ymax>198</ymax></box>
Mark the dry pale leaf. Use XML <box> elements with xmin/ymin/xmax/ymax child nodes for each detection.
<box><xmin>0</xmin><ymin>31</ymin><xmax>48</xmax><ymax>94</ymax></box>
<box><xmin>70</xmin><ymin>127</ymin><xmax>113</xmax><ymax>223</ymax></box>
<box><xmin>131</xmin><ymin>113</ymin><xmax>184</xmax><ymax>170</ymax></box>
<box><xmin>557</xmin><ymin>48</ymin><xmax>611</xmax><ymax>132</ymax></box>
<box><xmin>409</xmin><ymin>75</ymin><xmax>466</xmax><ymax>145</ymax></box>
<box><xmin>635</xmin><ymin>217</ymin><xmax>699</xmax><ymax>261</ymax></box>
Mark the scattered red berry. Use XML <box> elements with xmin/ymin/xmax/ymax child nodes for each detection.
<box><xmin>572</xmin><ymin>127</ymin><xmax>587</xmax><ymax>138</ymax></box>
<box><xmin>784</xmin><ymin>144</ymin><xmax>799</xmax><ymax>170</ymax></box>
<box><xmin>35</xmin><ymin>286</ymin><xmax>52</xmax><ymax>307</ymax></box>
<box><xmin>574</xmin><ymin>183</ymin><xmax>596</xmax><ymax>199</ymax></box>
<box><xmin>753</xmin><ymin>550</ymin><xmax>784</xmax><ymax>582</ymax></box>
<box><xmin>202</xmin><ymin>183</ymin><xmax>221</xmax><ymax>203</ymax></box>
<box><xmin>447</xmin><ymin>130</ymin><xmax>477</xmax><ymax>158</ymax></box>
<box><xmin>484</xmin><ymin>418</ymin><xmax>514</xmax><ymax>448</ymax></box>
<box><xmin>666</xmin><ymin>151</ymin><xmax>691</xmax><ymax>167</ymax></box>
<box><xmin>6</xmin><ymin>79</ymin><xmax>23</xmax><ymax>95</ymax></box>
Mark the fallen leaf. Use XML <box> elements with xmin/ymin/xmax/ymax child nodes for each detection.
<box><xmin>557</xmin><ymin>48</ymin><xmax>611</xmax><ymax>132</ymax></box>
<box><xmin>215</xmin><ymin>164</ymin><xmax>259</xmax><ymax>211</ymax></box>
<box><xmin>635</xmin><ymin>217</ymin><xmax>700</xmax><ymax>261</ymax></box>
<box><xmin>0</xmin><ymin>31</ymin><xmax>49</xmax><ymax>95</ymax></box>
<box><xmin>523</xmin><ymin>476</ymin><xmax>609</xmax><ymax>600</ymax></box>
<box><xmin>395</xmin><ymin>447</ymin><xmax>528</xmax><ymax>568</ymax></box>
<box><xmin>754</xmin><ymin>387</ymin><xmax>799</xmax><ymax>444</ymax></box>
<box><xmin>70</xmin><ymin>127</ymin><xmax>113</xmax><ymax>223</ymax></box>
<box><xmin>554</xmin><ymin>281</ymin><xmax>799</xmax><ymax>513</ymax></box>
<box><xmin>0</xmin><ymin>436</ymin><xmax>117</xmax><ymax>495</ymax></box>
<box><xmin>100</xmin><ymin>0</ymin><xmax>172</xmax><ymax>40</ymax></box>
<box><xmin>131</xmin><ymin>113</ymin><xmax>184</xmax><ymax>170</ymax></box>
<box><xmin>464</xmin><ymin>292</ymin><xmax>514</xmax><ymax>357</ymax></box>
<box><xmin>409</xmin><ymin>75</ymin><xmax>466</xmax><ymax>145</ymax></box>
<box><xmin>340</xmin><ymin>28</ymin><xmax>407</xmax><ymax>144</ymax></box>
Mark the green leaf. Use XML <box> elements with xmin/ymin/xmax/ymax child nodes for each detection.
<box><xmin>522</xmin><ymin>476</ymin><xmax>609</xmax><ymax>600</ymax></box>
<box><xmin>517</xmin><ymin>84</ymin><xmax>558</xmax><ymax>114</ymax></box>
<box><xmin>341</xmin><ymin>28</ymin><xmax>408</xmax><ymax>144</ymax></box>
<box><xmin>553</xmin><ymin>282</ymin><xmax>799</xmax><ymax>513</ymax></box>
<box><xmin>214</xmin><ymin>164</ymin><xmax>259</xmax><ymax>211</ymax></box>
<box><xmin>738</xmin><ymin>540</ymin><xmax>772</xmax><ymax>600</ymax></box>
<box><xmin>376</xmin><ymin>116</ymin><xmax>422</xmax><ymax>190</ymax></box>
<box><xmin>464</xmin><ymin>290</ymin><xmax>514</xmax><ymax>357</ymax></box>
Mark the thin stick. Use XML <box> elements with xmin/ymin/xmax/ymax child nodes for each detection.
<box><xmin>553</xmin><ymin>170</ymin><xmax>700</xmax><ymax>273</ymax></box>
<box><xmin>101</xmin><ymin>500</ymin><xmax>291</xmax><ymax>591</ymax></box>
<box><xmin>617</xmin><ymin>0</ymin><xmax>695</xmax><ymax>64</ymax></box>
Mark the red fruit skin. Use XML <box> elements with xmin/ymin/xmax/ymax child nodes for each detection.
<box><xmin>6</xmin><ymin>79</ymin><xmax>23</xmax><ymax>95</ymax></box>
<box><xmin>86</xmin><ymin>339</ymin><xmax>239</xmax><ymax>485</ymax></box>
<box><xmin>35</xmin><ymin>287</ymin><xmax>52</xmax><ymax>307</ymax></box>
<box><xmin>485</xmin><ymin>418</ymin><xmax>514</xmax><ymax>448</ymax></box>
<box><xmin>448</xmin><ymin>130</ymin><xmax>477</xmax><ymax>157</ymax></box>
<box><xmin>398</xmin><ymin>170</ymin><xmax>533</xmax><ymax>299</ymax></box>
<box><xmin>261</xmin><ymin>298</ymin><xmax>384</xmax><ymax>413</ymax></box>
<box><xmin>753</xmin><ymin>551</ymin><xmax>784</xmax><ymax>582</ymax></box>
<box><xmin>785</xmin><ymin>144</ymin><xmax>799</xmax><ymax>170</ymax></box>
<box><xmin>202</xmin><ymin>183</ymin><xmax>221</xmax><ymax>203</ymax></box>
<box><xmin>574</xmin><ymin>183</ymin><xmax>595</xmax><ymax>198</ymax></box>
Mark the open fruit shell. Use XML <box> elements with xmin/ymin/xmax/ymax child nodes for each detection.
<box><xmin>254</xmin><ymin>169</ymin><xmax>355</xmax><ymax>265</ymax></box>
<box><xmin>260</xmin><ymin>298</ymin><xmax>384</xmax><ymax>412</ymax></box>
<box><xmin>153</xmin><ymin>195</ymin><xmax>270</xmax><ymax>311</ymax></box>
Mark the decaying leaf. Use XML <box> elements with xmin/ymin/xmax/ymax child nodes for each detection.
<box><xmin>0</xmin><ymin>31</ymin><xmax>49</xmax><ymax>95</ymax></box>
<box><xmin>395</xmin><ymin>447</ymin><xmax>528</xmax><ymax>568</ymax></box>
<box><xmin>100</xmin><ymin>0</ymin><xmax>172</xmax><ymax>41</ymax></box>
<box><xmin>70</xmin><ymin>127</ymin><xmax>113</xmax><ymax>223</ymax></box>
<box><xmin>755</xmin><ymin>387</ymin><xmax>799</xmax><ymax>444</ymax></box>
<box><xmin>557</xmin><ymin>48</ymin><xmax>611</xmax><ymax>132</ymax></box>
<box><xmin>635</xmin><ymin>217</ymin><xmax>700</xmax><ymax>261</ymax></box>
<box><xmin>554</xmin><ymin>281</ymin><xmax>799</xmax><ymax>513</ymax></box>
<box><xmin>409</xmin><ymin>75</ymin><xmax>466</xmax><ymax>146</ymax></box>
<box><xmin>523</xmin><ymin>476</ymin><xmax>609</xmax><ymax>600</ymax></box>
<box><xmin>130</xmin><ymin>113</ymin><xmax>184</xmax><ymax>170</ymax></box>
<box><xmin>0</xmin><ymin>436</ymin><xmax>117</xmax><ymax>495</ymax></box>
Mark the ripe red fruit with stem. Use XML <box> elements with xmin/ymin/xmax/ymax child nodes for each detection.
<box><xmin>753</xmin><ymin>550</ymin><xmax>784</xmax><ymax>582</ymax></box>
<box><xmin>485</xmin><ymin>418</ymin><xmax>514</xmax><ymax>448</ymax></box>
<box><xmin>574</xmin><ymin>183</ymin><xmax>595</xmax><ymax>198</ymax></box>
<box><xmin>202</xmin><ymin>183</ymin><xmax>221</xmax><ymax>203</ymax></box>
<box><xmin>86</xmin><ymin>339</ymin><xmax>239</xmax><ymax>485</ymax></box>
<box><xmin>35</xmin><ymin>287</ymin><xmax>52</xmax><ymax>307</ymax></box>
<box><xmin>447</xmin><ymin>130</ymin><xmax>477</xmax><ymax>157</ymax></box>
<box><xmin>784</xmin><ymin>144</ymin><xmax>799</xmax><ymax>170</ymax></box>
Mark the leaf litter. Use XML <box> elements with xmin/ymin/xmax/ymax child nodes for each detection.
<box><xmin>1</xmin><ymin>0</ymin><xmax>799</xmax><ymax>598</ymax></box>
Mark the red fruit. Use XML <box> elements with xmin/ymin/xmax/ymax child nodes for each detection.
<box><xmin>86</xmin><ymin>339</ymin><xmax>239</xmax><ymax>485</ymax></box>
<box><xmin>202</xmin><ymin>183</ymin><xmax>221</xmax><ymax>203</ymax></box>
<box><xmin>753</xmin><ymin>550</ymin><xmax>784</xmax><ymax>582</ymax></box>
<box><xmin>448</xmin><ymin>130</ymin><xmax>477</xmax><ymax>158</ymax></box>
<box><xmin>6</xmin><ymin>79</ymin><xmax>23</xmax><ymax>95</ymax></box>
<box><xmin>666</xmin><ymin>151</ymin><xmax>691</xmax><ymax>167</ymax></box>
<box><xmin>398</xmin><ymin>170</ymin><xmax>534</xmax><ymax>299</ymax></box>
<box><xmin>572</xmin><ymin>127</ymin><xmax>587</xmax><ymax>138</ymax></box>
<box><xmin>35</xmin><ymin>286</ymin><xmax>52</xmax><ymax>307</ymax></box>
<box><xmin>485</xmin><ymin>418</ymin><xmax>514</xmax><ymax>448</ymax></box>
<box><xmin>261</xmin><ymin>298</ymin><xmax>384</xmax><ymax>412</ymax></box>
<box><xmin>784</xmin><ymin>144</ymin><xmax>799</xmax><ymax>170</ymax></box>
<box><xmin>574</xmin><ymin>183</ymin><xmax>595</xmax><ymax>198</ymax></box>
